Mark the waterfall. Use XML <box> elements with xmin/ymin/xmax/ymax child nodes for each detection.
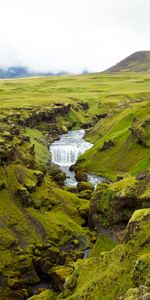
<box><xmin>49</xmin><ymin>129</ymin><xmax>107</xmax><ymax>187</ymax></box>
<box><xmin>50</xmin><ymin>130</ymin><xmax>92</xmax><ymax>167</ymax></box>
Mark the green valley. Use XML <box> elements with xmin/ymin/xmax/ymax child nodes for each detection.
<box><xmin>0</xmin><ymin>68</ymin><xmax>150</xmax><ymax>300</ymax></box>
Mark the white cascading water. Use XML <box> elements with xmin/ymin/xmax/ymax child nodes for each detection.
<box><xmin>50</xmin><ymin>130</ymin><xmax>92</xmax><ymax>186</ymax></box>
<box><xmin>50</xmin><ymin>129</ymin><xmax>107</xmax><ymax>187</ymax></box>
<box><xmin>50</xmin><ymin>130</ymin><xmax>92</xmax><ymax>167</ymax></box>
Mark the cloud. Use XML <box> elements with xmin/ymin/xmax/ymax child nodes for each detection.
<box><xmin>0</xmin><ymin>0</ymin><xmax>149</xmax><ymax>73</ymax></box>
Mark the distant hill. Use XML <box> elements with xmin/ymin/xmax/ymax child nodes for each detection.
<box><xmin>104</xmin><ymin>51</ymin><xmax>150</xmax><ymax>72</ymax></box>
<box><xmin>0</xmin><ymin>66</ymin><xmax>68</xmax><ymax>79</ymax></box>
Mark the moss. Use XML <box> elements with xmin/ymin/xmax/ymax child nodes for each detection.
<box><xmin>58</xmin><ymin>208</ymin><xmax>150</xmax><ymax>300</ymax></box>
<box><xmin>132</xmin><ymin>254</ymin><xmax>150</xmax><ymax>287</ymax></box>
<box><xmin>90</xmin><ymin>234</ymin><xmax>117</xmax><ymax>256</ymax></box>
<box><xmin>77</xmin><ymin>181</ymin><xmax>94</xmax><ymax>192</ymax></box>
<box><xmin>0</xmin><ymin>228</ymin><xmax>17</xmax><ymax>250</ymax></box>
<box><xmin>123</xmin><ymin>286</ymin><xmax>150</xmax><ymax>300</ymax></box>
<box><xmin>129</xmin><ymin>208</ymin><xmax>150</xmax><ymax>223</ymax></box>
<box><xmin>90</xmin><ymin>177</ymin><xmax>141</xmax><ymax>230</ymax></box>
<box><xmin>78</xmin><ymin>189</ymin><xmax>92</xmax><ymax>200</ymax></box>
<box><xmin>29</xmin><ymin>290</ymin><xmax>54</xmax><ymax>300</ymax></box>
<box><xmin>51</xmin><ymin>266</ymin><xmax>74</xmax><ymax>291</ymax></box>
<box><xmin>1</xmin><ymin>72</ymin><xmax>150</xmax><ymax>299</ymax></box>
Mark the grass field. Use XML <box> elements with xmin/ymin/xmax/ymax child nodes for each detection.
<box><xmin>0</xmin><ymin>72</ymin><xmax>149</xmax><ymax>109</ymax></box>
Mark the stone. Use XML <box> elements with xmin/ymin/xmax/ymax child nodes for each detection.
<box><xmin>75</xmin><ymin>170</ymin><xmax>87</xmax><ymax>182</ymax></box>
<box><xmin>77</xmin><ymin>181</ymin><xmax>94</xmax><ymax>192</ymax></box>
<box><xmin>50</xmin><ymin>266</ymin><xmax>73</xmax><ymax>291</ymax></box>
<box><xmin>100</xmin><ymin>139</ymin><xmax>115</xmax><ymax>151</ymax></box>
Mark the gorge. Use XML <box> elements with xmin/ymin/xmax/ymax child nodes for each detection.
<box><xmin>0</xmin><ymin>71</ymin><xmax>150</xmax><ymax>300</ymax></box>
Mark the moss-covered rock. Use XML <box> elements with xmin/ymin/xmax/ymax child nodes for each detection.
<box><xmin>77</xmin><ymin>181</ymin><xmax>94</xmax><ymax>193</ymax></box>
<box><xmin>75</xmin><ymin>170</ymin><xmax>87</xmax><ymax>182</ymax></box>
<box><xmin>78</xmin><ymin>189</ymin><xmax>92</xmax><ymax>200</ymax></box>
<box><xmin>50</xmin><ymin>265</ymin><xmax>73</xmax><ymax>291</ymax></box>
<box><xmin>122</xmin><ymin>286</ymin><xmax>150</xmax><ymax>300</ymax></box>
<box><xmin>58</xmin><ymin>207</ymin><xmax>150</xmax><ymax>300</ymax></box>
<box><xmin>132</xmin><ymin>254</ymin><xmax>150</xmax><ymax>287</ymax></box>
<box><xmin>29</xmin><ymin>290</ymin><xmax>54</xmax><ymax>300</ymax></box>
<box><xmin>90</xmin><ymin>177</ymin><xmax>142</xmax><ymax>231</ymax></box>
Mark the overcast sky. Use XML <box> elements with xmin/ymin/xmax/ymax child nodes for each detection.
<box><xmin>0</xmin><ymin>0</ymin><xmax>149</xmax><ymax>73</ymax></box>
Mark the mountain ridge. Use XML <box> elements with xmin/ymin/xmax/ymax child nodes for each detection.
<box><xmin>0</xmin><ymin>66</ymin><xmax>68</xmax><ymax>79</ymax></box>
<box><xmin>104</xmin><ymin>51</ymin><xmax>150</xmax><ymax>72</ymax></box>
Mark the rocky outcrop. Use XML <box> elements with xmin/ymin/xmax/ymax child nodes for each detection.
<box><xmin>18</xmin><ymin>104</ymin><xmax>71</xmax><ymax>128</ymax></box>
<box><xmin>75</xmin><ymin>169</ymin><xmax>88</xmax><ymax>182</ymax></box>
<box><xmin>121</xmin><ymin>286</ymin><xmax>150</xmax><ymax>300</ymax></box>
<box><xmin>89</xmin><ymin>171</ymin><xmax>150</xmax><ymax>236</ymax></box>
<box><xmin>100</xmin><ymin>139</ymin><xmax>115</xmax><ymax>151</ymax></box>
<box><xmin>77</xmin><ymin>181</ymin><xmax>94</xmax><ymax>192</ymax></box>
<box><xmin>50</xmin><ymin>266</ymin><xmax>73</xmax><ymax>291</ymax></box>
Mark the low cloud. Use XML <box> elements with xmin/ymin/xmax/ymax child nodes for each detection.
<box><xmin>0</xmin><ymin>0</ymin><xmax>149</xmax><ymax>73</ymax></box>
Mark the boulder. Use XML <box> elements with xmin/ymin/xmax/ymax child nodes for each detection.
<box><xmin>75</xmin><ymin>170</ymin><xmax>87</xmax><ymax>182</ymax></box>
<box><xmin>132</xmin><ymin>253</ymin><xmax>150</xmax><ymax>287</ymax></box>
<box><xmin>77</xmin><ymin>181</ymin><xmax>94</xmax><ymax>192</ymax></box>
<box><xmin>100</xmin><ymin>139</ymin><xmax>115</xmax><ymax>151</ymax></box>
<box><xmin>50</xmin><ymin>266</ymin><xmax>73</xmax><ymax>291</ymax></box>
<box><xmin>16</xmin><ymin>187</ymin><xmax>32</xmax><ymax>207</ymax></box>
<box><xmin>78</xmin><ymin>189</ymin><xmax>92</xmax><ymax>200</ymax></box>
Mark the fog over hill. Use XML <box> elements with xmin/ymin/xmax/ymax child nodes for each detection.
<box><xmin>0</xmin><ymin>66</ymin><xmax>68</xmax><ymax>79</ymax></box>
<box><xmin>0</xmin><ymin>51</ymin><xmax>150</xmax><ymax>79</ymax></box>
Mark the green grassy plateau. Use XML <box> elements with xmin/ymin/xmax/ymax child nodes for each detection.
<box><xmin>0</xmin><ymin>71</ymin><xmax>150</xmax><ymax>300</ymax></box>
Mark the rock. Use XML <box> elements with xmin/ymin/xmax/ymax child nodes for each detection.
<box><xmin>143</xmin><ymin>294</ymin><xmax>150</xmax><ymax>300</ymax></box>
<box><xmin>19</xmin><ymin>134</ymin><xmax>30</xmax><ymax>145</ymax></box>
<box><xmin>96</xmin><ymin>113</ymin><xmax>108</xmax><ymax>119</ymax></box>
<box><xmin>10</xmin><ymin>127</ymin><xmax>20</xmax><ymax>135</ymax></box>
<box><xmin>29</xmin><ymin>144</ymin><xmax>35</xmax><ymax>156</ymax></box>
<box><xmin>78</xmin><ymin>102</ymin><xmax>89</xmax><ymax>111</ymax></box>
<box><xmin>136</xmin><ymin>171</ymin><xmax>147</xmax><ymax>180</ymax></box>
<box><xmin>90</xmin><ymin>178</ymin><xmax>141</xmax><ymax>231</ymax></box>
<box><xmin>129</xmin><ymin>120</ymin><xmax>147</xmax><ymax>146</ymax></box>
<box><xmin>0</xmin><ymin>181</ymin><xmax>5</xmax><ymax>190</ymax></box>
<box><xmin>69</xmin><ymin>165</ymin><xmax>75</xmax><ymax>171</ymax></box>
<box><xmin>77</xmin><ymin>181</ymin><xmax>94</xmax><ymax>192</ymax></box>
<box><xmin>100</xmin><ymin>139</ymin><xmax>115</xmax><ymax>151</ymax></box>
<box><xmin>81</xmin><ymin>122</ymin><xmax>94</xmax><ymax>129</ymax></box>
<box><xmin>75</xmin><ymin>170</ymin><xmax>87</xmax><ymax>182</ymax></box>
<box><xmin>33</xmin><ymin>171</ymin><xmax>44</xmax><ymax>186</ymax></box>
<box><xmin>54</xmin><ymin>171</ymin><xmax>66</xmax><ymax>185</ymax></box>
<box><xmin>48</xmin><ymin>163</ymin><xmax>65</xmax><ymax>184</ymax></box>
<box><xmin>122</xmin><ymin>286</ymin><xmax>150</xmax><ymax>300</ymax></box>
<box><xmin>50</xmin><ymin>266</ymin><xmax>73</xmax><ymax>291</ymax></box>
<box><xmin>16</xmin><ymin>187</ymin><xmax>32</xmax><ymax>207</ymax></box>
<box><xmin>117</xmin><ymin>175</ymin><xmax>124</xmax><ymax>181</ymax></box>
<box><xmin>132</xmin><ymin>253</ymin><xmax>150</xmax><ymax>287</ymax></box>
<box><xmin>28</xmin><ymin>290</ymin><xmax>54</xmax><ymax>300</ymax></box>
<box><xmin>78</xmin><ymin>189</ymin><xmax>92</xmax><ymax>200</ymax></box>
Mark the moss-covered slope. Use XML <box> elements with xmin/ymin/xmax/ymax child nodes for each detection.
<box><xmin>0</xmin><ymin>72</ymin><xmax>150</xmax><ymax>300</ymax></box>
<box><xmin>0</xmin><ymin>103</ymin><xmax>94</xmax><ymax>299</ymax></box>
<box><xmin>30</xmin><ymin>208</ymin><xmax>150</xmax><ymax>300</ymax></box>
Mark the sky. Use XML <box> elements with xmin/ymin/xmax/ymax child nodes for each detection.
<box><xmin>0</xmin><ymin>0</ymin><xmax>150</xmax><ymax>73</ymax></box>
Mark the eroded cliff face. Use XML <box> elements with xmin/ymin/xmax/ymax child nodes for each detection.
<box><xmin>30</xmin><ymin>208</ymin><xmax>150</xmax><ymax>300</ymax></box>
<box><xmin>0</xmin><ymin>102</ymin><xmax>97</xmax><ymax>300</ymax></box>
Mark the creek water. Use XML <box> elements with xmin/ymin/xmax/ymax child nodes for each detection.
<box><xmin>26</xmin><ymin>130</ymin><xmax>106</xmax><ymax>298</ymax></box>
<box><xmin>50</xmin><ymin>129</ymin><xmax>107</xmax><ymax>187</ymax></box>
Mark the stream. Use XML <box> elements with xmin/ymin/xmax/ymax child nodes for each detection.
<box><xmin>50</xmin><ymin>129</ymin><xmax>107</xmax><ymax>187</ymax></box>
<box><xmin>26</xmin><ymin>130</ymin><xmax>107</xmax><ymax>298</ymax></box>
